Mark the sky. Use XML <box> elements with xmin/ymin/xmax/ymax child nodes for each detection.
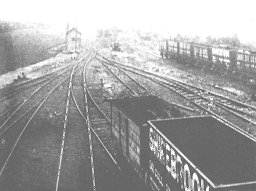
<box><xmin>1</xmin><ymin>0</ymin><xmax>256</xmax><ymax>43</ymax></box>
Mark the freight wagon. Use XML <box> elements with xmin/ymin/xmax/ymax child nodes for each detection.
<box><xmin>160</xmin><ymin>39</ymin><xmax>256</xmax><ymax>83</ymax></box>
<box><xmin>109</xmin><ymin>96</ymin><xmax>256</xmax><ymax>191</ymax></box>
<box><xmin>147</xmin><ymin>116</ymin><xmax>256</xmax><ymax>191</ymax></box>
<box><xmin>236</xmin><ymin>49</ymin><xmax>256</xmax><ymax>82</ymax></box>
<box><xmin>191</xmin><ymin>43</ymin><xmax>212</xmax><ymax>69</ymax></box>
<box><xmin>109</xmin><ymin>96</ymin><xmax>189</xmax><ymax>181</ymax></box>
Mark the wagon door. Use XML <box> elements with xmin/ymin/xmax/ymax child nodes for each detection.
<box><xmin>120</xmin><ymin>114</ymin><xmax>128</xmax><ymax>158</ymax></box>
<box><xmin>128</xmin><ymin>120</ymin><xmax>141</xmax><ymax>173</ymax></box>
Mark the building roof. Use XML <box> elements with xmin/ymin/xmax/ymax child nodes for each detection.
<box><xmin>149</xmin><ymin>116</ymin><xmax>256</xmax><ymax>188</ymax></box>
<box><xmin>66</xmin><ymin>27</ymin><xmax>81</xmax><ymax>35</ymax></box>
<box><xmin>111</xmin><ymin>96</ymin><xmax>183</xmax><ymax>126</ymax></box>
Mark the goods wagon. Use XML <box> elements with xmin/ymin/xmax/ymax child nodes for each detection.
<box><xmin>237</xmin><ymin>49</ymin><xmax>256</xmax><ymax>81</ymax></box>
<box><xmin>160</xmin><ymin>40</ymin><xmax>179</xmax><ymax>59</ymax></box>
<box><xmin>211</xmin><ymin>46</ymin><xmax>237</xmax><ymax>72</ymax></box>
<box><xmin>147</xmin><ymin>116</ymin><xmax>256</xmax><ymax>191</ymax></box>
<box><xmin>178</xmin><ymin>42</ymin><xmax>192</xmax><ymax>64</ymax></box>
<box><xmin>160</xmin><ymin>38</ymin><xmax>256</xmax><ymax>82</ymax></box>
<box><xmin>109</xmin><ymin>96</ymin><xmax>188</xmax><ymax>179</ymax></box>
<box><xmin>192</xmin><ymin>43</ymin><xmax>212</xmax><ymax>68</ymax></box>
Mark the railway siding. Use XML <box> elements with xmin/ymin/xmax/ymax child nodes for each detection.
<box><xmin>98</xmin><ymin>54</ymin><xmax>256</xmax><ymax>138</ymax></box>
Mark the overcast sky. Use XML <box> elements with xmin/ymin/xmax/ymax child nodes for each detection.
<box><xmin>1</xmin><ymin>0</ymin><xmax>256</xmax><ymax>43</ymax></box>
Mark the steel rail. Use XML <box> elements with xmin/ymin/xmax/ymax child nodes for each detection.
<box><xmin>0</xmin><ymin>63</ymin><xmax>74</xmax><ymax>102</ymax></box>
<box><xmin>112</xmin><ymin>61</ymin><xmax>256</xmax><ymax>125</ymax></box>
<box><xmin>0</xmin><ymin>74</ymin><xmax>70</xmax><ymax>177</ymax></box>
<box><xmin>82</xmin><ymin>55</ymin><xmax>97</xmax><ymax>191</ymax></box>
<box><xmin>108</xmin><ymin>63</ymin><xmax>148</xmax><ymax>94</ymax></box>
<box><xmin>0</xmin><ymin>67</ymin><xmax>73</xmax><ymax>131</ymax></box>
<box><xmin>100</xmin><ymin>61</ymin><xmax>138</xmax><ymax>96</ymax></box>
<box><xmin>99</xmin><ymin>55</ymin><xmax>256</xmax><ymax>140</ymax></box>
<box><xmin>100</xmin><ymin>54</ymin><xmax>256</xmax><ymax>116</ymax></box>
<box><xmin>99</xmin><ymin>58</ymin><xmax>197</xmax><ymax>113</ymax></box>
<box><xmin>55</xmin><ymin>52</ymin><xmax>92</xmax><ymax>191</ymax></box>
<box><xmin>0</xmin><ymin>64</ymin><xmax>74</xmax><ymax>105</ymax></box>
<box><xmin>82</xmin><ymin>55</ymin><xmax>120</xmax><ymax>166</ymax></box>
<box><xmin>0</xmin><ymin>102</ymin><xmax>22</xmax><ymax>117</ymax></box>
<box><xmin>55</xmin><ymin>65</ymin><xmax>77</xmax><ymax>191</ymax></box>
<box><xmin>71</xmin><ymin>87</ymin><xmax>120</xmax><ymax>168</ymax></box>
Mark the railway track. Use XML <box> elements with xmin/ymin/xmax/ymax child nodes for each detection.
<box><xmin>0</xmin><ymin>61</ymin><xmax>75</xmax><ymax>103</ymax></box>
<box><xmin>84</xmin><ymin>56</ymin><xmax>148</xmax><ymax>191</ymax></box>
<box><xmin>0</xmin><ymin>63</ymin><xmax>76</xmax><ymax>124</ymax></box>
<box><xmin>144</xmin><ymin>53</ymin><xmax>256</xmax><ymax>118</ymax></box>
<box><xmin>0</xmin><ymin>49</ymin><xmax>146</xmax><ymax>190</ymax></box>
<box><xmin>0</xmin><ymin>52</ymin><xmax>94</xmax><ymax>190</ymax></box>
<box><xmin>96</xmin><ymin>56</ymin><xmax>198</xmax><ymax>114</ymax></box>
<box><xmin>83</xmin><ymin>59</ymin><xmax>118</xmax><ymax>162</ymax></box>
<box><xmin>99</xmin><ymin>61</ymin><xmax>147</xmax><ymax>97</ymax></box>
<box><xmin>97</xmin><ymin>54</ymin><xmax>256</xmax><ymax>138</ymax></box>
<box><xmin>53</xmin><ymin>50</ymin><xmax>122</xmax><ymax>191</ymax></box>
<box><xmin>0</xmin><ymin>60</ymin><xmax>76</xmax><ymax>189</ymax></box>
<box><xmin>102</xmin><ymin>60</ymin><xmax>149</xmax><ymax>95</ymax></box>
<box><xmin>0</xmin><ymin>65</ymin><xmax>74</xmax><ymax>136</ymax></box>
<box><xmin>53</xmin><ymin>52</ymin><xmax>104</xmax><ymax>191</ymax></box>
<box><xmin>0</xmin><ymin>54</ymin><xmax>90</xmax><ymax>122</ymax></box>
<box><xmin>54</xmin><ymin>63</ymin><xmax>79</xmax><ymax>191</ymax></box>
<box><xmin>62</xmin><ymin>51</ymin><xmax>145</xmax><ymax>191</ymax></box>
<box><xmin>98</xmin><ymin>57</ymin><xmax>196</xmax><ymax>113</ymax></box>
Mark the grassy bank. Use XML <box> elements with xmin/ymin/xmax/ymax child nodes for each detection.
<box><xmin>0</xmin><ymin>22</ymin><xmax>64</xmax><ymax>75</ymax></box>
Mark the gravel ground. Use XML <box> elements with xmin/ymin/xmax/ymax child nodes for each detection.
<box><xmin>161</xmin><ymin>59</ymin><xmax>253</xmax><ymax>99</ymax></box>
<box><xmin>0</xmin><ymin>57</ymin><xmax>151</xmax><ymax>191</ymax></box>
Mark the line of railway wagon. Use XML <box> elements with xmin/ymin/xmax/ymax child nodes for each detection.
<box><xmin>159</xmin><ymin>39</ymin><xmax>256</xmax><ymax>83</ymax></box>
<box><xmin>105</xmin><ymin>95</ymin><xmax>256</xmax><ymax>191</ymax></box>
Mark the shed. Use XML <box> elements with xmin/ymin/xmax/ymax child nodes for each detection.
<box><xmin>66</xmin><ymin>27</ymin><xmax>81</xmax><ymax>53</ymax></box>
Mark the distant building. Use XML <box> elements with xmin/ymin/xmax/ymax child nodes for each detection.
<box><xmin>65</xmin><ymin>27</ymin><xmax>81</xmax><ymax>53</ymax></box>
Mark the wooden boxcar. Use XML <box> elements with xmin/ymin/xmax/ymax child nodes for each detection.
<box><xmin>165</xmin><ymin>40</ymin><xmax>179</xmax><ymax>59</ymax></box>
<box><xmin>109</xmin><ymin>96</ymin><xmax>188</xmax><ymax>181</ymax></box>
<box><xmin>147</xmin><ymin>116</ymin><xmax>256</xmax><ymax>191</ymax></box>
<box><xmin>192</xmin><ymin>43</ymin><xmax>212</xmax><ymax>69</ymax></box>
<box><xmin>236</xmin><ymin>49</ymin><xmax>256</xmax><ymax>81</ymax></box>
<box><xmin>178</xmin><ymin>42</ymin><xmax>192</xmax><ymax>65</ymax></box>
<box><xmin>211</xmin><ymin>46</ymin><xmax>232</xmax><ymax>73</ymax></box>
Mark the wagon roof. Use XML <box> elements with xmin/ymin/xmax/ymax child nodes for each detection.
<box><xmin>192</xmin><ymin>42</ymin><xmax>209</xmax><ymax>48</ymax></box>
<box><xmin>149</xmin><ymin>116</ymin><xmax>256</xmax><ymax>188</ymax></box>
<box><xmin>110</xmin><ymin>96</ymin><xmax>181</xmax><ymax>126</ymax></box>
